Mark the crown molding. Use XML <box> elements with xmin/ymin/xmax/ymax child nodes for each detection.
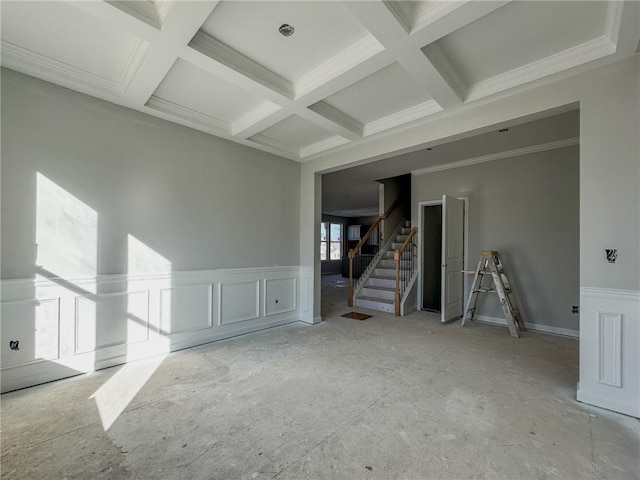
<box><xmin>411</xmin><ymin>1</ymin><xmax>468</xmax><ymax>33</ymax></box>
<box><xmin>188</xmin><ymin>31</ymin><xmax>293</xmax><ymax>100</ymax></box>
<box><xmin>0</xmin><ymin>41</ymin><xmax>122</xmax><ymax>96</ymax></box>
<box><xmin>300</xmin><ymin>136</ymin><xmax>349</xmax><ymax>160</ymax></box>
<box><xmin>106</xmin><ymin>1</ymin><xmax>162</xmax><ymax>29</ymax></box>
<box><xmin>294</xmin><ymin>35</ymin><xmax>384</xmax><ymax>99</ymax></box>
<box><xmin>118</xmin><ymin>38</ymin><xmax>150</xmax><ymax>93</ymax></box>
<box><xmin>465</xmin><ymin>36</ymin><xmax>616</xmax><ymax>102</ymax></box>
<box><xmin>248</xmin><ymin>134</ymin><xmax>300</xmax><ymax>159</ymax></box>
<box><xmin>156</xmin><ymin>0</ymin><xmax>177</xmax><ymax>26</ymax></box>
<box><xmin>364</xmin><ymin>99</ymin><xmax>442</xmax><ymax>137</ymax></box>
<box><xmin>382</xmin><ymin>1</ymin><xmax>412</xmax><ymax>34</ymax></box>
<box><xmin>604</xmin><ymin>0</ymin><xmax>624</xmax><ymax>46</ymax></box>
<box><xmin>411</xmin><ymin>137</ymin><xmax>579</xmax><ymax>176</ymax></box>
<box><xmin>146</xmin><ymin>96</ymin><xmax>230</xmax><ymax>134</ymax></box>
<box><xmin>231</xmin><ymin>101</ymin><xmax>281</xmax><ymax>136</ymax></box>
<box><xmin>421</xmin><ymin>43</ymin><xmax>469</xmax><ymax>102</ymax></box>
<box><xmin>307</xmin><ymin>101</ymin><xmax>364</xmax><ymax>138</ymax></box>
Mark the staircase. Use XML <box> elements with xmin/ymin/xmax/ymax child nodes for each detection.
<box><xmin>355</xmin><ymin>225</ymin><xmax>415</xmax><ymax>314</ymax></box>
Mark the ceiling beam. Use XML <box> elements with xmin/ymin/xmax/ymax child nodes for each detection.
<box><xmin>341</xmin><ymin>1</ymin><xmax>408</xmax><ymax>48</ymax></box>
<box><xmin>122</xmin><ymin>1</ymin><xmax>220</xmax><ymax>107</ymax></box>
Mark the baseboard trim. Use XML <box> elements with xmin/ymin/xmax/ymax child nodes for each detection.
<box><xmin>577</xmin><ymin>388</ymin><xmax>640</xmax><ymax>418</ymax></box>
<box><xmin>473</xmin><ymin>315</ymin><xmax>579</xmax><ymax>338</ymax></box>
<box><xmin>306</xmin><ymin>316</ymin><xmax>323</xmax><ymax>325</ymax></box>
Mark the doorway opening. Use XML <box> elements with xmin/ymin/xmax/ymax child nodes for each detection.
<box><xmin>422</xmin><ymin>204</ymin><xmax>442</xmax><ymax>312</ymax></box>
<box><xmin>418</xmin><ymin>196</ymin><xmax>468</xmax><ymax>324</ymax></box>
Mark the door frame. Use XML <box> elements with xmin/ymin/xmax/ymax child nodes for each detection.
<box><xmin>416</xmin><ymin>197</ymin><xmax>469</xmax><ymax>319</ymax></box>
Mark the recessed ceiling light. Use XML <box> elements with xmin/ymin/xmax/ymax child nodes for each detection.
<box><xmin>279</xmin><ymin>24</ymin><xmax>294</xmax><ymax>37</ymax></box>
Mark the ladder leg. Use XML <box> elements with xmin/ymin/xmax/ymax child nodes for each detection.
<box><xmin>499</xmin><ymin>267</ymin><xmax>527</xmax><ymax>333</ymax></box>
<box><xmin>505</xmin><ymin>290</ymin><xmax>527</xmax><ymax>331</ymax></box>
<box><xmin>490</xmin><ymin>265</ymin><xmax>520</xmax><ymax>338</ymax></box>
<box><xmin>461</xmin><ymin>258</ymin><xmax>484</xmax><ymax>327</ymax></box>
<box><xmin>461</xmin><ymin>291</ymin><xmax>479</xmax><ymax>327</ymax></box>
<box><xmin>467</xmin><ymin>251</ymin><xmax>526</xmax><ymax>338</ymax></box>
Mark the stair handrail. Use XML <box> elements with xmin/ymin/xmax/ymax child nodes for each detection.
<box><xmin>352</xmin><ymin>218</ymin><xmax>406</xmax><ymax>300</ymax></box>
<box><xmin>348</xmin><ymin>197</ymin><xmax>402</xmax><ymax>307</ymax></box>
<box><xmin>394</xmin><ymin>226</ymin><xmax>418</xmax><ymax>316</ymax></box>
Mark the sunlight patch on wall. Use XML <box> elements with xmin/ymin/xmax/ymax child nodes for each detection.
<box><xmin>127</xmin><ymin>234</ymin><xmax>172</xmax><ymax>353</ymax></box>
<box><xmin>36</xmin><ymin>173</ymin><xmax>97</xmax><ymax>281</ymax></box>
<box><xmin>35</xmin><ymin>173</ymin><xmax>98</xmax><ymax>368</ymax></box>
<box><xmin>127</xmin><ymin>234</ymin><xmax>171</xmax><ymax>275</ymax></box>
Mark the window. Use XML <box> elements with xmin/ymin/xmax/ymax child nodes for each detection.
<box><xmin>320</xmin><ymin>222</ymin><xmax>342</xmax><ymax>260</ymax></box>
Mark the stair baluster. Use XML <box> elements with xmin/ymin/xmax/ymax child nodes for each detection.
<box><xmin>394</xmin><ymin>226</ymin><xmax>418</xmax><ymax>316</ymax></box>
<box><xmin>348</xmin><ymin>197</ymin><xmax>401</xmax><ymax>307</ymax></box>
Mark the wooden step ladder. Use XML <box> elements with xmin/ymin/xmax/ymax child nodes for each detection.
<box><xmin>461</xmin><ymin>250</ymin><xmax>526</xmax><ymax>338</ymax></box>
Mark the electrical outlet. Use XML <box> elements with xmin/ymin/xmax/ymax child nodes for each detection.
<box><xmin>572</xmin><ymin>306</ymin><xmax>579</xmax><ymax>314</ymax></box>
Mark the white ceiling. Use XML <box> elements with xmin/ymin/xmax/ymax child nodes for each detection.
<box><xmin>0</xmin><ymin>1</ymin><xmax>637</xmax><ymax>162</ymax></box>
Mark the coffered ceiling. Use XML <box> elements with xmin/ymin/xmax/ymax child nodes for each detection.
<box><xmin>1</xmin><ymin>1</ymin><xmax>637</xmax><ymax>162</ymax></box>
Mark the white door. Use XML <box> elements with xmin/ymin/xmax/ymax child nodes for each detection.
<box><xmin>441</xmin><ymin>195</ymin><xmax>464</xmax><ymax>323</ymax></box>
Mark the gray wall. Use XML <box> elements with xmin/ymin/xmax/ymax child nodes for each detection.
<box><xmin>412</xmin><ymin>145</ymin><xmax>579</xmax><ymax>331</ymax></box>
<box><xmin>1</xmin><ymin>68</ymin><xmax>301</xmax><ymax>280</ymax></box>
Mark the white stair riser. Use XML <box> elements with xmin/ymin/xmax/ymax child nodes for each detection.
<box><xmin>367</xmin><ymin>277</ymin><xmax>397</xmax><ymax>289</ymax></box>
<box><xmin>356</xmin><ymin>298</ymin><xmax>394</xmax><ymax>313</ymax></box>
<box><xmin>374</xmin><ymin>268</ymin><xmax>396</xmax><ymax>278</ymax></box>
<box><xmin>353</xmin><ymin>222</ymin><xmax>414</xmax><ymax>317</ymax></box>
<box><xmin>361</xmin><ymin>287</ymin><xmax>395</xmax><ymax>301</ymax></box>
<box><xmin>379</xmin><ymin>259</ymin><xmax>413</xmax><ymax>269</ymax></box>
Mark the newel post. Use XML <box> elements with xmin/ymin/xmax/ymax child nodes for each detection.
<box><xmin>394</xmin><ymin>249</ymin><xmax>401</xmax><ymax>316</ymax></box>
<box><xmin>348</xmin><ymin>249</ymin><xmax>354</xmax><ymax>307</ymax></box>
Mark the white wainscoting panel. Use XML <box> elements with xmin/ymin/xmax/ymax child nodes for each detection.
<box><xmin>219</xmin><ymin>281</ymin><xmax>260</xmax><ymax>326</ymax></box>
<box><xmin>75</xmin><ymin>290</ymin><xmax>150</xmax><ymax>353</ymax></box>
<box><xmin>578</xmin><ymin>288</ymin><xmax>639</xmax><ymax>418</ymax></box>
<box><xmin>597</xmin><ymin>312</ymin><xmax>622</xmax><ymax>388</ymax></box>
<box><xmin>0</xmin><ymin>266</ymin><xmax>304</xmax><ymax>392</ymax></box>
<box><xmin>160</xmin><ymin>285</ymin><xmax>212</xmax><ymax>335</ymax></box>
<box><xmin>299</xmin><ymin>266</ymin><xmax>319</xmax><ymax>324</ymax></box>
<box><xmin>264</xmin><ymin>277</ymin><xmax>296</xmax><ymax>317</ymax></box>
<box><xmin>1</xmin><ymin>298</ymin><xmax>60</xmax><ymax>367</ymax></box>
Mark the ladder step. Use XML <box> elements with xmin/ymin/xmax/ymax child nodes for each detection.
<box><xmin>462</xmin><ymin>250</ymin><xmax>524</xmax><ymax>338</ymax></box>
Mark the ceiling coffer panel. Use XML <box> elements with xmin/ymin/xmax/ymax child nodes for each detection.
<box><xmin>315</xmin><ymin>62</ymin><xmax>439</xmax><ymax>128</ymax></box>
<box><xmin>198</xmin><ymin>1</ymin><xmax>371</xmax><ymax>83</ymax></box>
<box><xmin>250</xmin><ymin>114</ymin><xmax>338</xmax><ymax>154</ymax></box>
<box><xmin>0</xmin><ymin>1</ymin><xmax>147</xmax><ymax>94</ymax></box>
<box><xmin>148</xmin><ymin>59</ymin><xmax>272</xmax><ymax>131</ymax></box>
<box><xmin>422</xmin><ymin>1</ymin><xmax>612</xmax><ymax>101</ymax></box>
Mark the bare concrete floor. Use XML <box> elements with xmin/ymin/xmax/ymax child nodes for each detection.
<box><xmin>1</xmin><ymin>274</ymin><xmax>638</xmax><ymax>479</ymax></box>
